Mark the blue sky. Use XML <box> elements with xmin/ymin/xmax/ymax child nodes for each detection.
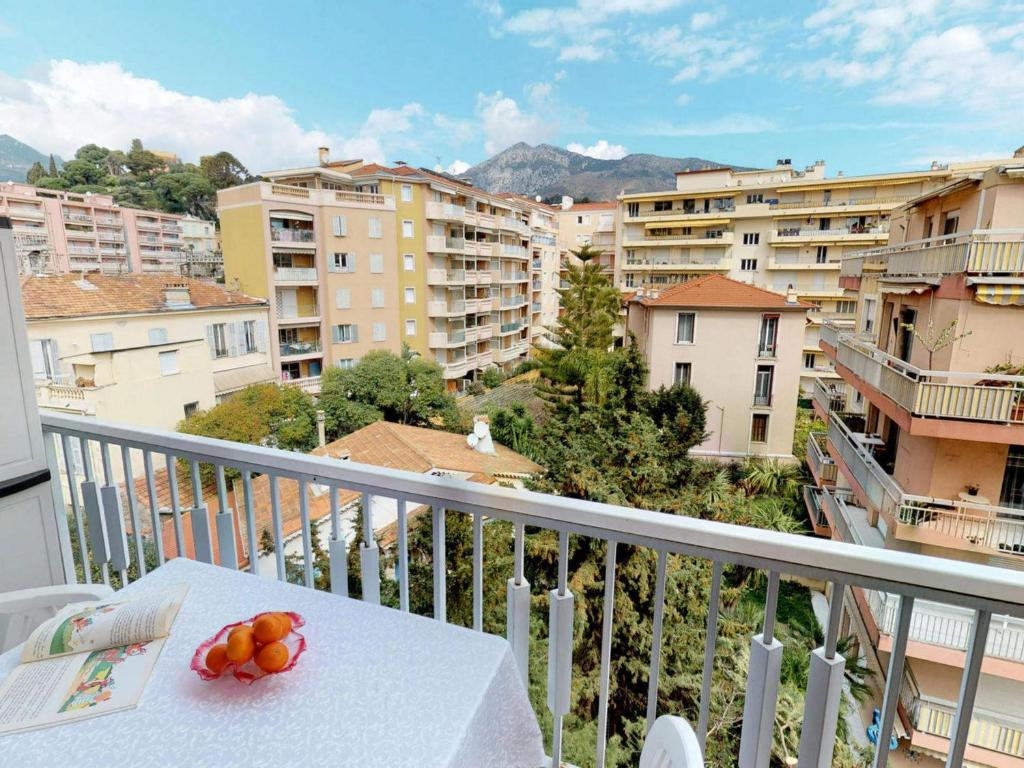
<box><xmin>0</xmin><ymin>1</ymin><xmax>1021</xmax><ymax>178</ymax></box>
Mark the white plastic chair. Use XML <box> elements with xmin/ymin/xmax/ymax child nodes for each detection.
<box><xmin>640</xmin><ymin>716</ymin><xmax>704</xmax><ymax>768</ymax></box>
<box><xmin>0</xmin><ymin>584</ymin><xmax>114</xmax><ymax>653</ymax></box>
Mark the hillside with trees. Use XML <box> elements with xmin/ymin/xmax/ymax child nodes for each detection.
<box><xmin>24</xmin><ymin>139</ymin><xmax>256</xmax><ymax>219</ymax></box>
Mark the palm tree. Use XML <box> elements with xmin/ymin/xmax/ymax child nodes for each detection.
<box><xmin>742</xmin><ymin>458</ymin><xmax>801</xmax><ymax>498</ymax></box>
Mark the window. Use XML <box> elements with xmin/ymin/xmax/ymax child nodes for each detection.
<box><xmin>405</xmin><ymin>319</ymin><xmax>417</xmax><ymax>337</ymax></box>
<box><xmin>371</xmin><ymin>287</ymin><xmax>385</xmax><ymax>308</ymax></box>
<box><xmin>758</xmin><ymin>315</ymin><xmax>779</xmax><ymax>356</ymax></box>
<box><xmin>673</xmin><ymin>362</ymin><xmax>691</xmax><ymax>386</ymax></box>
<box><xmin>404</xmin><ymin>287</ymin><xmax>416</xmax><ymax>304</ymax></box>
<box><xmin>335</xmin><ymin>358</ymin><xmax>355</xmax><ymax>370</ymax></box>
<box><xmin>90</xmin><ymin>332</ymin><xmax>114</xmax><ymax>352</ymax></box>
<box><xmin>400</xmin><ymin>184</ymin><xmax>413</xmax><ymax>202</ymax></box>
<box><xmin>742</xmin><ymin>232</ymin><xmax>760</xmax><ymax>245</ymax></box>
<box><xmin>369</xmin><ymin>253</ymin><xmax>384</xmax><ymax>273</ymax></box>
<box><xmin>754</xmin><ymin>365</ymin><xmax>774</xmax><ymax>406</ymax></box>
<box><xmin>279</xmin><ymin>327</ymin><xmax>298</xmax><ymax>345</ymax></box>
<box><xmin>242</xmin><ymin>320</ymin><xmax>257</xmax><ymax>353</ymax></box>
<box><xmin>653</xmin><ymin>200</ymin><xmax>673</xmax><ymax>212</ymax></box>
<box><xmin>863</xmin><ymin>297</ymin><xmax>877</xmax><ymax>334</ymax></box>
<box><xmin>183</xmin><ymin>401</ymin><xmax>199</xmax><ymax>419</ymax></box>
<box><xmin>281</xmin><ymin>362</ymin><xmax>301</xmax><ymax>381</ymax></box>
<box><xmin>332</xmin><ymin>324</ymin><xmax>357</xmax><ymax>343</ymax></box>
<box><xmin>750</xmin><ymin>413</ymin><xmax>769</xmax><ymax>443</ymax></box>
<box><xmin>815</xmin><ymin>245</ymin><xmax>828</xmax><ymax>263</ymax></box>
<box><xmin>942</xmin><ymin>211</ymin><xmax>960</xmax><ymax>236</ymax></box>
<box><xmin>210</xmin><ymin>323</ymin><xmax>228</xmax><ymax>358</ymax></box>
<box><xmin>372</xmin><ymin>322</ymin><xmax>387</xmax><ymax>342</ymax></box>
<box><xmin>29</xmin><ymin>338</ymin><xmax>59</xmax><ymax>380</ymax></box>
<box><xmin>159</xmin><ymin>350</ymin><xmax>179</xmax><ymax>376</ymax></box>
<box><xmin>746</xmin><ymin>193</ymin><xmax>764</xmax><ymax>204</ymax></box>
<box><xmin>835</xmin><ymin>300</ymin><xmax>857</xmax><ymax>315</ymax></box>
<box><xmin>368</xmin><ymin>217</ymin><xmax>382</xmax><ymax>238</ymax></box>
<box><xmin>331</xmin><ymin>252</ymin><xmax>355</xmax><ymax>272</ymax></box>
<box><xmin>331</xmin><ymin>215</ymin><xmax>347</xmax><ymax>236</ymax></box>
<box><xmin>804</xmin><ymin>353</ymin><xmax>816</xmax><ymax>369</ymax></box>
<box><xmin>627</xmin><ymin>202</ymin><xmax>639</xmax><ymax>217</ymax></box>
<box><xmin>149</xmin><ymin>327</ymin><xmax>168</xmax><ymax>345</ymax></box>
<box><xmin>741</xmin><ymin>258</ymin><xmax>758</xmax><ymax>271</ymax></box>
<box><xmin>675</xmin><ymin>312</ymin><xmax>695</xmax><ymax>344</ymax></box>
<box><xmin>335</xmin><ymin>288</ymin><xmax>351</xmax><ymax>309</ymax></box>
<box><xmin>402</xmin><ymin>220</ymin><xmax>414</xmax><ymax>238</ymax></box>
<box><xmin>403</xmin><ymin>253</ymin><xmax>415</xmax><ymax>271</ymax></box>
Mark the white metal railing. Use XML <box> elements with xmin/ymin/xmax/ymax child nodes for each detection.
<box><xmin>629</xmin><ymin>204</ymin><xmax>736</xmax><ymax>218</ymax></box>
<box><xmin>813</xmin><ymin>379</ymin><xmax>847</xmax><ymax>416</ymax></box>
<box><xmin>849</xmin><ymin>229</ymin><xmax>1024</xmax><ymax>278</ymax></box>
<box><xmin>769</xmin><ymin>195</ymin><xmax>915</xmax><ymax>211</ymax></box>
<box><xmin>907</xmin><ymin>693</ymin><xmax>1024</xmax><ymax>758</ymax></box>
<box><xmin>897</xmin><ymin>499</ymin><xmax>1024</xmax><ymax>555</ymax></box>
<box><xmin>270</xmin><ymin>228</ymin><xmax>315</xmax><ymax>243</ymax></box>
<box><xmin>283</xmin><ymin>375</ymin><xmax>321</xmax><ymax>394</ymax></box>
<box><xmin>834</xmin><ymin>331</ymin><xmax>1024</xmax><ymax>424</ymax></box>
<box><xmin>802</xmin><ymin>485</ymin><xmax>830</xmax><ymax>531</ymax></box>
<box><xmin>868</xmin><ymin>590</ymin><xmax>1024</xmax><ymax>663</ymax></box>
<box><xmin>806</xmin><ymin>432</ymin><xmax>837</xmax><ymax>483</ymax></box>
<box><xmin>274</xmin><ymin>267</ymin><xmax>318</xmax><ymax>282</ymax></box>
<box><xmin>775</xmin><ymin>226</ymin><xmax>888</xmax><ymax>238</ymax></box>
<box><xmin>37</xmin><ymin>413</ymin><xmax>1024</xmax><ymax>768</ymax></box>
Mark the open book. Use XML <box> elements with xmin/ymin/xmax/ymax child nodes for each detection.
<box><xmin>0</xmin><ymin>584</ymin><xmax>188</xmax><ymax>736</ymax></box>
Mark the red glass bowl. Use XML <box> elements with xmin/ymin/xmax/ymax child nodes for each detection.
<box><xmin>191</xmin><ymin>612</ymin><xmax>306</xmax><ymax>684</ymax></box>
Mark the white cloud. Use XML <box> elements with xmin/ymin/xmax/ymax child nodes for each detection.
<box><xmin>633</xmin><ymin>25</ymin><xmax>760</xmax><ymax>82</ymax></box>
<box><xmin>690</xmin><ymin>10</ymin><xmax>725</xmax><ymax>31</ymax></box>
<box><xmin>475</xmin><ymin>91</ymin><xmax>556</xmax><ymax>155</ymax></box>
<box><xmin>525</xmin><ymin>81</ymin><xmax>553</xmax><ymax>102</ymax></box>
<box><xmin>632</xmin><ymin>114</ymin><xmax>777</xmax><ymax>137</ymax></box>
<box><xmin>554</xmin><ymin>69</ymin><xmax>568</xmax><ymax>81</ymax></box>
<box><xmin>676</xmin><ymin>93</ymin><xmax>692</xmax><ymax>106</ymax></box>
<box><xmin>446</xmin><ymin>159</ymin><xmax>471</xmax><ymax>175</ymax></box>
<box><xmin>0</xmin><ymin>59</ymin><xmax>437</xmax><ymax>170</ymax></box>
<box><xmin>567</xmin><ymin>139</ymin><xmax>627</xmax><ymax>159</ymax></box>
<box><xmin>559</xmin><ymin>44</ymin><xmax>604</xmax><ymax>62</ymax></box>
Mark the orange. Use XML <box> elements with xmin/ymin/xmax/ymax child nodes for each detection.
<box><xmin>253</xmin><ymin>614</ymin><xmax>285</xmax><ymax>644</ymax></box>
<box><xmin>254</xmin><ymin>641</ymin><xmax>290</xmax><ymax>673</ymax></box>
<box><xmin>272</xmin><ymin>612</ymin><xmax>293</xmax><ymax>637</ymax></box>
<box><xmin>205</xmin><ymin>643</ymin><xmax>230</xmax><ymax>675</ymax></box>
<box><xmin>227</xmin><ymin>624</ymin><xmax>252</xmax><ymax>641</ymax></box>
<box><xmin>226</xmin><ymin>628</ymin><xmax>256</xmax><ymax>664</ymax></box>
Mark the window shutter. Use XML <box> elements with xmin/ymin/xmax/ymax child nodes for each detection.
<box><xmin>29</xmin><ymin>339</ymin><xmax>47</xmax><ymax>379</ymax></box>
<box><xmin>256</xmin><ymin>320</ymin><xmax>267</xmax><ymax>353</ymax></box>
<box><xmin>48</xmin><ymin>339</ymin><xmax>60</xmax><ymax>380</ymax></box>
<box><xmin>206</xmin><ymin>325</ymin><xmax>217</xmax><ymax>358</ymax></box>
<box><xmin>351</xmin><ymin>324</ymin><xmax>359</xmax><ymax>343</ymax></box>
<box><xmin>331</xmin><ymin>325</ymin><xmax>340</xmax><ymax>344</ymax></box>
<box><xmin>333</xmin><ymin>215</ymin><xmax>347</xmax><ymax>236</ymax></box>
<box><xmin>348</xmin><ymin>253</ymin><xmax>357</xmax><ymax>273</ymax></box>
<box><xmin>227</xmin><ymin>322</ymin><xmax>238</xmax><ymax>357</ymax></box>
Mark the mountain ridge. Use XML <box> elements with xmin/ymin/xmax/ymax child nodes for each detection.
<box><xmin>0</xmin><ymin>135</ymin><xmax>62</xmax><ymax>182</ymax></box>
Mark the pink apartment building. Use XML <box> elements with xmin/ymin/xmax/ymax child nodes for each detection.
<box><xmin>1</xmin><ymin>181</ymin><xmax>188</xmax><ymax>275</ymax></box>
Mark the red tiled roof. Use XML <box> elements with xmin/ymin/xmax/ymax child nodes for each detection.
<box><xmin>563</xmin><ymin>201</ymin><xmax>616</xmax><ymax>211</ymax></box>
<box><xmin>632</xmin><ymin>274</ymin><xmax>811</xmax><ymax>310</ymax></box>
<box><xmin>22</xmin><ymin>274</ymin><xmax>265</xmax><ymax>320</ymax></box>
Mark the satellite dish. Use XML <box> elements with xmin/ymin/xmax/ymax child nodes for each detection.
<box><xmin>467</xmin><ymin>434</ymin><xmax>479</xmax><ymax>448</ymax></box>
<box><xmin>474</xmin><ymin>421</ymin><xmax>488</xmax><ymax>438</ymax></box>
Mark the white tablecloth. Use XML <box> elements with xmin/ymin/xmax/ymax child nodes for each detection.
<box><xmin>0</xmin><ymin>558</ymin><xmax>545</xmax><ymax>768</ymax></box>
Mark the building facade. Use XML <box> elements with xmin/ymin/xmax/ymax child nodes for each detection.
<box><xmin>556</xmin><ymin>198</ymin><xmax>616</xmax><ymax>277</ymax></box>
<box><xmin>217</xmin><ymin>171</ymin><xmax>402</xmax><ymax>392</ymax></box>
<box><xmin>625</xmin><ymin>274</ymin><xmax>808</xmax><ymax>460</ymax></box>
<box><xmin>2</xmin><ymin>182</ymin><xmax>190</xmax><ymax>275</ymax></box>
<box><xmin>616</xmin><ymin>159</ymin><xmax>1012</xmax><ymax>394</ymax></box>
<box><xmin>804</xmin><ymin>157</ymin><xmax>1024</xmax><ymax>767</ymax></box>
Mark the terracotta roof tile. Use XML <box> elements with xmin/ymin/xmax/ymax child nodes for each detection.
<box><xmin>22</xmin><ymin>274</ymin><xmax>266</xmax><ymax>320</ymax></box>
<box><xmin>633</xmin><ymin>274</ymin><xmax>812</xmax><ymax>310</ymax></box>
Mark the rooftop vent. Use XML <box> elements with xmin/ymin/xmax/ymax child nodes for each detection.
<box><xmin>163</xmin><ymin>279</ymin><xmax>192</xmax><ymax>308</ymax></box>
<box><xmin>318</xmin><ymin>147</ymin><xmax>329</xmax><ymax>166</ymax></box>
<box><xmin>73</xmin><ymin>279</ymin><xmax>98</xmax><ymax>292</ymax></box>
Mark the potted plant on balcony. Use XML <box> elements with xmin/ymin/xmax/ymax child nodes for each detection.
<box><xmin>979</xmin><ymin>360</ymin><xmax>1024</xmax><ymax>422</ymax></box>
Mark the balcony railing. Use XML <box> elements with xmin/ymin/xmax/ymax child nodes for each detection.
<box><xmin>38</xmin><ymin>412</ymin><xmax>1024</xmax><ymax>768</ymax></box>
<box><xmin>848</xmin><ymin>229</ymin><xmax>1024</xmax><ymax>279</ymax></box>
<box><xmin>270</xmin><ymin>228</ymin><xmax>316</xmax><ymax>243</ymax></box>
<box><xmin>812</xmin><ymin>379</ymin><xmax>847</xmax><ymax>416</ymax></box>
<box><xmin>427</xmin><ymin>235</ymin><xmax>465</xmax><ymax>252</ymax></box>
<box><xmin>897</xmin><ymin>498</ymin><xmax>1024</xmax><ymax>555</ymax></box>
<box><xmin>906</xmin><ymin>693</ymin><xmax>1024</xmax><ymax>759</ymax></box>
<box><xmin>775</xmin><ymin>226</ymin><xmax>888</xmax><ymax>239</ymax></box>
<box><xmin>769</xmin><ymin>195</ymin><xmax>915</xmax><ymax>211</ymax></box>
<box><xmin>802</xmin><ymin>484</ymin><xmax>831</xmax><ymax>534</ymax></box>
<box><xmin>827</xmin><ymin>413</ymin><xmax>902</xmax><ymax>516</ymax></box>
<box><xmin>868</xmin><ymin>590</ymin><xmax>1024</xmax><ymax>663</ymax></box>
<box><xmin>806</xmin><ymin>432</ymin><xmax>837</xmax><ymax>483</ymax></box>
<box><xmin>283</xmin><ymin>375</ymin><xmax>321</xmax><ymax>394</ymax></box>
<box><xmin>279</xmin><ymin>340</ymin><xmax>322</xmax><ymax>357</ymax></box>
<box><xmin>425</xmin><ymin>202</ymin><xmax>466</xmax><ymax>221</ymax></box>
<box><xmin>834</xmin><ymin>332</ymin><xmax>1024</xmax><ymax>425</ymax></box>
<box><xmin>276</xmin><ymin>306</ymin><xmax>320</xmax><ymax>322</ymax></box>
<box><xmin>629</xmin><ymin>204</ymin><xmax>736</xmax><ymax>218</ymax></box>
<box><xmin>274</xmin><ymin>267</ymin><xmax>318</xmax><ymax>282</ymax></box>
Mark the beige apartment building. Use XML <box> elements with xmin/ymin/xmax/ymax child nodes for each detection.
<box><xmin>803</xmin><ymin>156</ymin><xmax>1024</xmax><ymax>767</ymax></box>
<box><xmin>616</xmin><ymin>159</ymin><xmax>1008</xmax><ymax>394</ymax></box>
<box><xmin>2</xmin><ymin>181</ymin><xmax>189</xmax><ymax>275</ymax></box>
<box><xmin>625</xmin><ymin>274</ymin><xmax>808</xmax><ymax>460</ymax></box>
<box><xmin>556</xmin><ymin>198</ymin><xmax>616</xmax><ymax>277</ymax></box>
<box><xmin>217</xmin><ymin>169</ymin><xmax>401</xmax><ymax>392</ymax></box>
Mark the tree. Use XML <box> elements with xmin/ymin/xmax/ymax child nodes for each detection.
<box><xmin>488</xmin><ymin>403</ymin><xmax>536</xmax><ymax>456</ymax></box>
<box><xmin>200</xmin><ymin>151</ymin><xmax>255</xmax><ymax>189</ymax></box>
<box><xmin>153</xmin><ymin>170</ymin><xmax>216</xmax><ymax>217</ymax></box>
<box><xmin>902</xmin><ymin>318</ymin><xmax>972</xmax><ymax>369</ymax></box>
<box><xmin>25</xmin><ymin>161</ymin><xmax>46</xmax><ymax>184</ymax></box>
<box><xmin>125</xmin><ymin>138</ymin><xmax>164</xmax><ymax>177</ymax></box>
<box><xmin>59</xmin><ymin>158</ymin><xmax>109</xmax><ymax>187</ymax></box>
<box><xmin>47</xmin><ymin>154</ymin><xmax>58</xmax><ymax>176</ymax></box>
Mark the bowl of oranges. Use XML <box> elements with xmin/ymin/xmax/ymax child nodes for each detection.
<box><xmin>191</xmin><ymin>611</ymin><xmax>305</xmax><ymax>684</ymax></box>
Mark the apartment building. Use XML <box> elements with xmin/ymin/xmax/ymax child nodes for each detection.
<box><xmin>556</xmin><ymin>198</ymin><xmax>616</xmax><ymax>276</ymax></box>
<box><xmin>804</xmin><ymin>157</ymin><xmax>1024</xmax><ymax>767</ymax></box>
<box><xmin>24</xmin><ymin>273</ymin><xmax>273</xmax><ymax>429</ymax></box>
<box><xmin>625</xmin><ymin>274</ymin><xmax>808</xmax><ymax>460</ymax></box>
<box><xmin>2</xmin><ymin>181</ymin><xmax>189</xmax><ymax>275</ymax></box>
<box><xmin>616</xmin><ymin>159</ymin><xmax>1008</xmax><ymax>394</ymax></box>
<box><xmin>345</xmin><ymin>161</ymin><xmax>546</xmax><ymax>389</ymax></box>
<box><xmin>217</xmin><ymin>168</ymin><xmax>401</xmax><ymax>393</ymax></box>
<box><xmin>502</xmin><ymin>194</ymin><xmax>563</xmax><ymax>349</ymax></box>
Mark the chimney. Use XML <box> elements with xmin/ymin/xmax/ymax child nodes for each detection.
<box><xmin>468</xmin><ymin>415</ymin><xmax>496</xmax><ymax>454</ymax></box>
<box><xmin>163</xmin><ymin>278</ymin><xmax>192</xmax><ymax>308</ymax></box>
<box><xmin>318</xmin><ymin>147</ymin><xmax>330</xmax><ymax>166</ymax></box>
<box><xmin>316</xmin><ymin>410</ymin><xmax>326</xmax><ymax>447</ymax></box>
<box><xmin>561</xmin><ymin>195</ymin><xmax>574</xmax><ymax>210</ymax></box>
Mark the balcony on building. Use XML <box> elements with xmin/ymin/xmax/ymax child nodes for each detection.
<box><xmin>426</xmin><ymin>269</ymin><xmax>466</xmax><ymax>287</ymax></box>
<box><xmin>802</xmin><ymin>484</ymin><xmax>832</xmax><ymax>537</ymax></box>
<box><xmin>426</xmin><ymin>234</ymin><xmax>465</xmax><ymax>254</ymax></box>
<box><xmin>273</xmin><ymin>252</ymin><xmax>318</xmax><ymax>284</ymax></box>
<box><xmin>270</xmin><ymin>216</ymin><xmax>316</xmax><ymax>247</ymax></box>
<box><xmin>812</xmin><ymin>378</ymin><xmax>849</xmax><ymax>420</ymax></box>
<box><xmin>279</xmin><ymin>336</ymin><xmax>323</xmax><ymax>361</ymax></box>
<box><xmin>276</xmin><ymin>286</ymin><xmax>320</xmax><ymax>326</ymax></box>
<box><xmin>626</xmin><ymin>197</ymin><xmax>736</xmax><ymax>221</ymax></box>
<box><xmin>426</xmin><ymin>201</ymin><xmax>466</xmax><ymax>222</ymax></box>
<box><xmin>622</xmin><ymin>225</ymin><xmax>733</xmax><ymax>249</ymax></box>
<box><xmin>622</xmin><ymin>249</ymin><xmax>731</xmax><ymax>273</ymax></box>
<box><xmin>806</xmin><ymin>431</ymin><xmax>838</xmax><ymax>487</ymax></box>
<box><xmin>769</xmin><ymin>223</ymin><xmax>889</xmax><ymax>245</ymax></box>
<box><xmin>767</xmin><ymin>250</ymin><xmax>843</xmax><ymax>270</ymax></box>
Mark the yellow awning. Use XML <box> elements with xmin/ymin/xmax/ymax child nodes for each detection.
<box><xmin>974</xmin><ymin>284</ymin><xmax>1024</xmax><ymax>306</ymax></box>
<box><xmin>644</xmin><ymin>218</ymin><xmax>729</xmax><ymax>229</ymax></box>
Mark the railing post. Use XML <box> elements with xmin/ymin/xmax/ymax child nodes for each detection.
<box><xmin>188</xmin><ymin>459</ymin><xmax>213</xmax><ymax>565</ymax></box>
<box><xmin>42</xmin><ymin>430</ymin><xmax>76</xmax><ymax>584</ymax></box>
<box><xmin>739</xmin><ymin>571</ymin><xmax>783</xmax><ymax>768</ymax></box>
<box><xmin>328</xmin><ymin>486</ymin><xmax>348</xmax><ymax>597</ymax></box>
<box><xmin>213</xmin><ymin>465</ymin><xmax>237</xmax><ymax>571</ymax></box>
<box><xmin>945</xmin><ymin>610</ymin><xmax>992</xmax><ymax>767</ymax></box>
<box><xmin>432</xmin><ymin>506</ymin><xmax>446</xmax><ymax>622</ymax></box>
<box><xmin>506</xmin><ymin>521</ymin><xmax>530</xmax><ymax>684</ymax></box>
<box><xmin>798</xmin><ymin>582</ymin><xmax>847</xmax><ymax>766</ymax></box>
<box><xmin>359</xmin><ymin>492</ymin><xmax>380</xmax><ymax>605</ymax></box>
<box><xmin>873</xmin><ymin>595</ymin><xmax>915</xmax><ymax>768</ymax></box>
<box><xmin>548</xmin><ymin>530</ymin><xmax>574</xmax><ymax>768</ymax></box>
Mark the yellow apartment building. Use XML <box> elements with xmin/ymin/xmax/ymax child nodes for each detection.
<box><xmin>556</xmin><ymin>198</ymin><xmax>617</xmax><ymax>278</ymax></box>
<box><xmin>616</xmin><ymin>159</ymin><xmax>1008</xmax><ymax>394</ymax></box>
<box><xmin>804</xmin><ymin>154</ymin><xmax>1024</xmax><ymax>767</ymax></box>
<box><xmin>217</xmin><ymin>167</ymin><xmax>401</xmax><ymax>393</ymax></box>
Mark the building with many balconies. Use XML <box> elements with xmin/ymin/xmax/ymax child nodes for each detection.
<box><xmin>556</xmin><ymin>198</ymin><xmax>616</xmax><ymax>277</ymax></box>
<box><xmin>217</xmin><ymin>166</ymin><xmax>402</xmax><ymax>393</ymax></box>
<box><xmin>616</xmin><ymin>158</ymin><xmax>1015</xmax><ymax>395</ymax></box>
<box><xmin>805</xmin><ymin>156</ymin><xmax>1024</xmax><ymax>767</ymax></box>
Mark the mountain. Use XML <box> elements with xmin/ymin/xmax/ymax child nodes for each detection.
<box><xmin>0</xmin><ymin>135</ymin><xmax>61</xmax><ymax>182</ymax></box>
<box><xmin>460</xmin><ymin>143</ymin><xmax>751</xmax><ymax>201</ymax></box>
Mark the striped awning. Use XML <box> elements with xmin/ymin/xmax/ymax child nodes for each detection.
<box><xmin>974</xmin><ymin>283</ymin><xmax>1024</xmax><ymax>305</ymax></box>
